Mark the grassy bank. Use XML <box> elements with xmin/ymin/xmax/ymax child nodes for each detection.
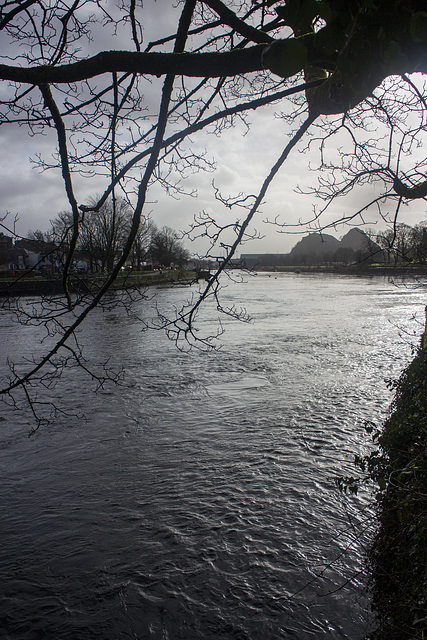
<box><xmin>3</xmin><ymin>265</ymin><xmax>427</xmax><ymax>297</ymax></box>
<box><xmin>363</xmin><ymin>323</ymin><xmax>427</xmax><ymax>639</ymax></box>
<box><xmin>0</xmin><ymin>269</ymin><xmax>196</xmax><ymax>297</ymax></box>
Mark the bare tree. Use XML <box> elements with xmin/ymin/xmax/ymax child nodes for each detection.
<box><xmin>48</xmin><ymin>197</ymin><xmax>153</xmax><ymax>271</ymax></box>
<box><xmin>410</xmin><ymin>221</ymin><xmax>427</xmax><ymax>264</ymax></box>
<box><xmin>128</xmin><ymin>218</ymin><xmax>156</xmax><ymax>271</ymax></box>
<box><xmin>0</xmin><ymin>0</ymin><xmax>426</xmax><ymax>425</ymax></box>
<box><xmin>376</xmin><ymin>223</ymin><xmax>418</xmax><ymax>265</ymax></box>
<box><xmin>150</xmin><ymin>226</ymin><xmax>190</xmax><ymax>268</ymax></box>
<box><xmin>27</xmin><ymin>230</ymin><xmax>48</xmax><ymax>243</ymax></box>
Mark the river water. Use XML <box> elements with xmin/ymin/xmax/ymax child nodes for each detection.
<box><xmin>0</xmin><ymin>273</ymin><xmax>425</xmax><ymax>639</ymax></box>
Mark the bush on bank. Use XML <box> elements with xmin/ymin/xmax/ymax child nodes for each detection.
<box><xmin>340</xmin><ymin>319</ymin><xmax>427</xmax><ymax>639</ymax></box>
<box><xmin>366</xmin><ymin>337</ymin><xmax>427</xmax><ymax>640</ymax></box>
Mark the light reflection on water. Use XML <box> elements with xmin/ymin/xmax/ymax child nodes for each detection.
<box><xmin>0</xmin><ymin>273</ymin><xmax>425</xmax><ymax>639</ymax></box>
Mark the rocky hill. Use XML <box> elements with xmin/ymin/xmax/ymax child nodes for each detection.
<box><xmin>288</xmin><ymin>228</ymin><xmax>381</xmax><ymax>264</ymax></box>
<box><xmin>240</xmin><ymin>228</ymin><xmax>382</xmax><ymax>267</ymax></box>
<box><xmin>289</xmin><ymin>232</ymin><xmax>340</xmax><ymax>257</ymax></box>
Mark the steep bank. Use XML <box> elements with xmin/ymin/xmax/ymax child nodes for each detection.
<box><xmin>367</xmin><ymin>318</ymin><xmax>427</xmax><ymax>639</ymax></box>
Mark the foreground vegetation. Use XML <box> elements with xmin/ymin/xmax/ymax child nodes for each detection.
<box><xmin>340</xmin><ymin>318</ymin><xmax>427</xmax><ymax>639</ymax></box>
<box><xmin>366</xmin><ymin>333</ymin><xmax>427</xmax><ymax>640</ymax></box>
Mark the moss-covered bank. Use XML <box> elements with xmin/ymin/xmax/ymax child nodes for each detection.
<box><xmin>366</xmin><ymin>319</ymin><xmax>427</xmax><ymax>639</ymax></box>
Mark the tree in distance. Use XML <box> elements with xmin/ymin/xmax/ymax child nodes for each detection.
<box><xmin>150</xmin><ymin>227</ymin><xmax>190</xmax><ymax>269</ymax></box>
<box><xmin>47</xmin><ymin>197</ymin><xmax>154</xmax><ymax>273</ymax></box>
<box><xmin>0</xmin><ymin>0</ymin><xmax>426</xmax><ymax>425</ymax></box>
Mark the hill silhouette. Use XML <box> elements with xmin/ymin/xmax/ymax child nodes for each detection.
<box><xmin>241</xmin><ymin>228</ymin><xmax>381</xmax><ymax>267</ymax></box>
<box><xmin>289</xmin><ymin>232</ymin><xmax>340</xmax><ymax>258</ymax></box>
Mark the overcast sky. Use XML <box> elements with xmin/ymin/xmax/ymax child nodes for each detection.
<box><xmin>0</xmin><ymin>1</ymin><xmax>426</xmax><ymax>256</ymax></box>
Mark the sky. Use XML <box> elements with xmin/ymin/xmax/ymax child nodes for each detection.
<box><xmin>0</xmin><ymin>1</ymin><xmax>426</xmax><ymax>256</ymax></box>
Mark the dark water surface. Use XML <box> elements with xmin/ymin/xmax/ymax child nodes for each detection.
<box><xmin>1</xmin><ymin>273</ymin><xmax>425</xmax><ymax>639</ymax></box>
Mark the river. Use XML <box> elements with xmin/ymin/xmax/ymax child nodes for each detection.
<box><xmin>0</xmin><ymin>272</ymin><xmax>425</xmax><ymax>639</ymax></box>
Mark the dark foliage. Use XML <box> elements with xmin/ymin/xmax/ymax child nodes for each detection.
<box><xmin>366</xmin><ymin>337</ymin><xmax>427</xmax><ymax>639</ymax></box>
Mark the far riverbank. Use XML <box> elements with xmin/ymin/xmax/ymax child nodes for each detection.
<box><xmin>2</xmin><ymin>264</ymin><xmax>427</xmax><ymax>297</ymax></box>
<box><xmin>0</xmin><ymin>269</ymin><xmax>196</xmax><ymax>297</ymax></box>
<box><xmin>254</xmin><ymin>264</ymin><xmax>427</xmax><ymax>276</ymax></box>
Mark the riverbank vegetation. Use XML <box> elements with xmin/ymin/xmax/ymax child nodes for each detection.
<box><xmin>339</xmin><ymin>321</ymin><xmax>427</xmax><ymax>639</ymax></box>
<box><xmin>0</xmin><ymin>269</ymin><xmax>196</xmax><ymax>297</ymax></box>
<box><xmin>24</xmin><ymin>202</ymin><xmax>190</xmax><ymax>274</ymax></box>
<box><xmin>367</xmin><ymin>335</ymin><xmax>427</xmax><ymax>640</ymax></box>
<box><xmin>2</xmin><ymin>264</ymin><xmax>427</xmax><ymax>299</ymax></box>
